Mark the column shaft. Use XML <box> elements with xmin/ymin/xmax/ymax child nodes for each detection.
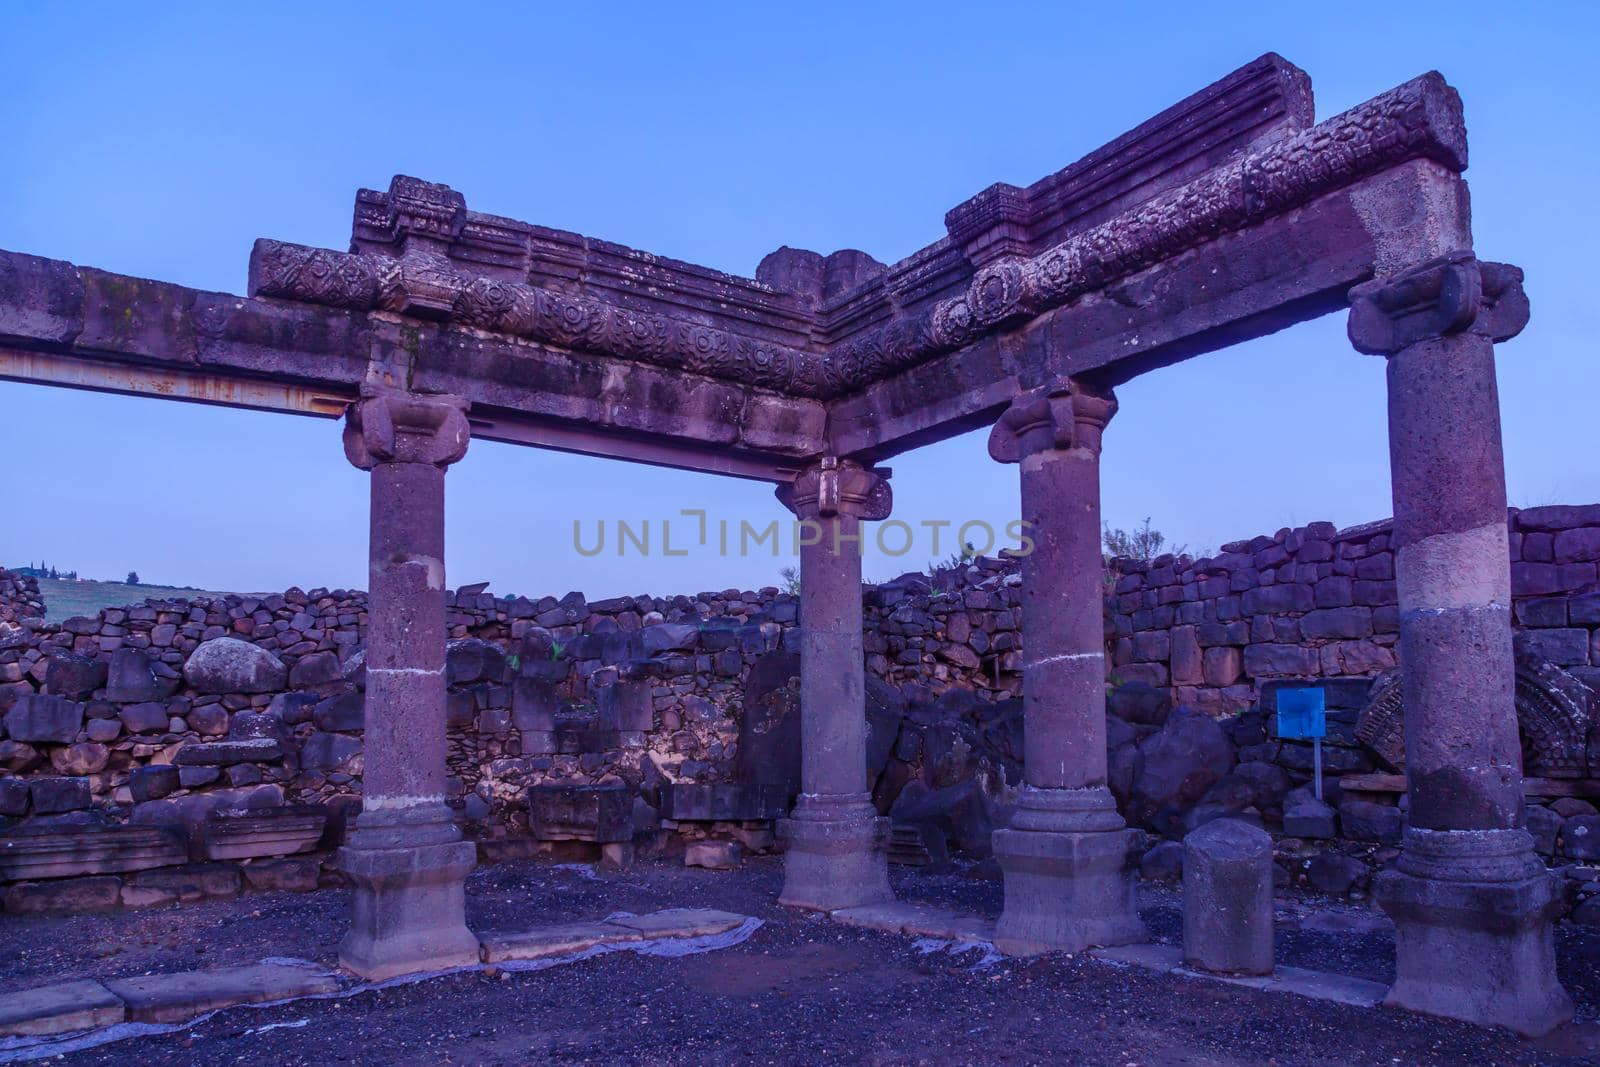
<box><xmin>362</xmin><ymin>459</ymin><xmax>450</xmax><ymax>815</ymax></box>
<box><xmin>1352</xmin><ymin>253</ymin><xmax>1571</xmax><ymax>1035</ymax></box>
<box><xmin>1018</xmin><ymin>445</ymin><xmax>1107</xmax><ymax>792</ymax></box>
<box><xmin>1385</xmin><ymin>333</ymin><xmax>1522</xmax><ymax>831</ymax></box>
<box><xmin>799</xmin><ymin>512</ymin><xmax>868</xmax><ymax>798</ymax></box>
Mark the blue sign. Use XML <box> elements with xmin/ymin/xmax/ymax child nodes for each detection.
<box><xmin>1276</xmin><ymin>686</ymin><xmax>1326</xmax><ymax>740</ymax></box>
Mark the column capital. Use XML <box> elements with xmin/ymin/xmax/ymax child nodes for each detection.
<box><xmin>343</xmin><ymin>386</ymin><xmax>471</xmax><ymax>470</ymax></box>
<box><xmin>1348</xmin><ymin>251</ymin><xmax>1528</xmax><ymax>356</ymax></box>
<box><xmin>987</xmin><ymin>379</ymin><xmax>1117</xmax><ymax>464</ymax></box>
<box><xmin>775</xmin><ymin>457</ymin><xmax>892</xmax><ymax>522</ymax></box>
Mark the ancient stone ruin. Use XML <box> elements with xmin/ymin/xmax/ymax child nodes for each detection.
<box><xmin>0</xmin><ymin>53</ymin><xmax>1580</xmax><ymax>1035</ymax></box>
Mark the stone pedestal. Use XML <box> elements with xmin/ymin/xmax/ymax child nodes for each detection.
<box><xmin>1375</xmin><ymin>828</ymin><xmax>1569</xmax><ymax>1035</ymax></box>
<box><xmin>987</xmin><ymin>383</ymin><xmax>1146</xmax><ymax>955</ymax></box>
<box><xmin>775</xmin><ymin>458</ymin><xmax>894</xmax><ymax>911</ymax></box>
<box><xmin>1183</xmin><ymin>819</ymin><xmax>1273</xmax><ymax>976</ymax></box>
<box><xmin>336</xmin><ymin>386</ymin><xmax>481</xmax><ymax>980</ymax></box>
<box><xmin>1352</xmin><ymin>254</ymin><xmax>1572</xmax><ymax>1035</ymax></box>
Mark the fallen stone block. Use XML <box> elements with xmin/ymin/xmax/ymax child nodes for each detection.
<box><xmin>1282</xmin><ymin>798</ymin><xmax>1337</xmax><ymax>839</ymax></box>
<box><xmin>0</xmin><ymin>824</ymin><xmax>186</xmax><ymax>881</ymax></box>
<box><xmin>0</xmin><ymin>978</ymin><xmax>124</xmax><ymax>1036</ymax></box>
<box><xmin>105</xmin><ymin>961</ymin><xmax>339</xmax><ymax>1024</ymax></box>
<box><xmin>831</xmin><ymin>902</ymin><xmax>995</xmax><ymax>942</ymax></box>
<box><xmin>128</xmin><ymin>863</ymin><xmax>242</xmax><ymax>902</ymax></box>
<box><xmin>606</xmin><ymin>908</ymin><xmax>747</xmax><ymax>938</ymax></box>
<box><xmin>528</xmin><ymin>784</ymin><xmax>632</xmax><ymax>843</ymax></box>
<box><xmin>242</xmin><ymin>856</ymin><xmax>323</xmax><ymax>893</ymax></box>
<box><xmin>2</xmin><ymin>876</ymin><xmax>122</xmax><ymax>915</ymax></box>
<box><xmin>661</xmin><ymin>782</ymin><xmax>789</xmax><ymax>821</ymax></box>
<box><xmin>479</xmin><ymin>920</ymin><xmax>643</xmax><ymax>963</ymax></box>
<box><xmin>197</xmin><ymin>806</ymin><xmax>327</xmax><ymax>861</ymax></box>
<box><xmin>685</xmin><ymin>840</ymin><xmax>742</xmax><ymax>870</ymax></box>
<box><xmin>174</xmin><ymin>738</ymin><xmax>284</xmax><ymax>767</ymax></box>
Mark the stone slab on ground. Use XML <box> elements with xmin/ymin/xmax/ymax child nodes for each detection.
<box><xmin>0</xmin><ymin>979</ymin><xmax>124</xmax><ymax>1036</ymax></box>
<box><xmin>1089</xmin><ymin>943</ymin><xmax>1387</xmax><ymax>1008</ymax></box>
<box><xmin>831</xmin><ymin>902</ymin><xmax>996</xmax><ymax>942</ymax></box>
<box><xmin>605</xmin><ymin>908</ymin><xmax>748</xmax><ymax>938</ymax></box>
<box><xmin>479</xmin><ymin>921</ymin><xmax>643</xmax><ymax>963</ymax></box>
<box><xmin>104</xmin><ymin>961</ymin><xmax>339</xmax><ymax>1024</ymax></box>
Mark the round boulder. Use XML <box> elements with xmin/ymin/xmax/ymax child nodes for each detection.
<box><xmin>183</xmin><ymin>637</ymin><xmax>288</xmax><ymax>695</ymax></box>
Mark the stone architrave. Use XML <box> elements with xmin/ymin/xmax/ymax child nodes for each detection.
<box><xmin>986</xmin><ymin>380</ymin><xmax>1146</xmax><ymax>955</ymax></box>
<box><xmin>1350</xmin><ymin>252</ymin><xmax>1572</xmax><ymax>1035</ymax></box>
<box><xmin>335</xmin><ymin>385</ymin><xmax>481</xmax><ymax>980</ymax></box>
<box><xmin>773</xmin><ymin>457</ymin><xmax>895</xmax><ymax>910</ymax></box>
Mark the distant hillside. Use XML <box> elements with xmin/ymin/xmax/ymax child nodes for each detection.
<box><xmin>35</xmin><ymin>578</ymin><xmax>234</xmax><ymax>624</ymax></box>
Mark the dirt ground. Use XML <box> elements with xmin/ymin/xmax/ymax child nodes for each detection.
<box><xmin>3</xmin><ymin>856</ymin><xmax>1598</xmax><ymax>1065</ymax></box>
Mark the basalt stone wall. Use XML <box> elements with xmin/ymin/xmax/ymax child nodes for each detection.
<box><xmin>3</xmin><ymin>503</ymin><xmax>1599</xmax><ymax>868</ymax></box>
<box><xmin>0</xmin><ymin>569</ymin><xmax>44</xmax><ymax>628</ymax></box>
<box><xmin>1106</xmin><ymin>504</ymin><xmax>1600</xmax><ymax>719</ymax></box>
<box><xmin>0</xmin><ymin>573</ymin><xmax>1019</xmax><ymax>849</ymax></box>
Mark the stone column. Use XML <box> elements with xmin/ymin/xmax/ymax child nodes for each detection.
<box><xmin>988</xmin><ymin>380</ymin><xmax>1146</xmax><ymax>956</ymax></box>
<box><xmin>1350</xmin><ymin>252</ymin><xmax>1571</xmax><ymax>1035</ymax></box>
<box><xmin>774</xmin><ymin>457</ymin><xmax>894</xmax><ymax>910</ymax></box>
<box><xmin>337</xmin><ymin>385</ymin><xmax>481</xmax><ymax>980</ymax></box>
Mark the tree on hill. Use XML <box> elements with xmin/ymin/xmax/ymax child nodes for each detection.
<box><xmin>126</xmin><ymin>571</ymin><xmax>140</xmax><ymax>585</ymax></box>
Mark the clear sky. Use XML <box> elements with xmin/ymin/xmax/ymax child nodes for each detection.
<box><xmin>2</xmin><ymin>2</ymin><xmax>1596</xmax><ymax>598</ymax></box>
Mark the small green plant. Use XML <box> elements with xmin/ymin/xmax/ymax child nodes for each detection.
<box><xmin>779</xmin><ymin>565</ymin><xmax>801</xmax><ymax>596</ymax></box>
<box><xmin>505</xmin><ymin>652</ymin><xmax>521</xmax><ymax>673</ymax></box>
<box><xmin>1102</xmin><ymin>518</ymin><xmax>1185</xmax><ymax>562</ymax></box>
<box><xmin>549</xmin><ymin>641</ymin><xmax>566</xmax><ymax>661</ymax></box>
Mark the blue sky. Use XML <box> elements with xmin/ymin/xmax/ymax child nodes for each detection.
<box><xmin>2</xmin><ymin>2</ymin><xmax>1597</xmax><ymax>597</ymax></box>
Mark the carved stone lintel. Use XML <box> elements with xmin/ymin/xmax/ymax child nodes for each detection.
<box><xmin>1348</xmin><ymin>252</ymin><xmax>1529</xmax><ymax>355</ymax></box>
<box><xmin>774</xmin><ymin>457</ymin><xmax>892</xmax><ymax>522</ymax></box>
<box><xmin>250</xmin><ymin>72</ymin><xmax>1469</xmax><ymax>401</ymax></box>
<box><xmin>342</xmin><ymin>386</ymin><xmax>471</xmax><ymax>470</ymax></box>
<box><xmin>987</xmin><ymin>381</ymin><xmax>1118</xmax><ymax>463</ymax></box>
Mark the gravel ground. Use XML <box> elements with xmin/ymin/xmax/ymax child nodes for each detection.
<box><xmin>3</xmin><ymin>856</ymin><xmax>1598</xmax><ymax>1065</ymax></box>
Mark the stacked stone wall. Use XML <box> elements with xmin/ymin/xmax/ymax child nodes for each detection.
<box><xmin>1106</xmin><ymin>504</ymin><xmax>1600</xmax><ymax>717</ymax></box>
<box><xmin>3</xmin><ymin>503</ymin><xmax>1600</xmax><ymax>913</ymax></box>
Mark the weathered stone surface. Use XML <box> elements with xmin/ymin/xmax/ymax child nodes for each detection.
<box><xmin>528</xmin><ymin>784</ymin><xmax>632</xmax><ymax>843</ymax></box>
<box><xmin>684</xmin><ymin>840</ymin><xmax>742</xmax><ymax>870</ymax></box>
<box><xmin>182</xmin><ymin>638</ymin><xmax>287</xmax><ymax>694</ymax></box>
<box><xmin>3</xmin><ymin>694</ymin><xmax>83</xmax><ymax>744</ymax></box>
<box><xmin>28</xmin><ymin>776</ymin><xmax>90</xmax><ymax>814</ymax></box>
<box><xmin>128</xmin><ymin>863</ymin><xmax>242</xmax><ymax>902</ymax></box>
<box><xmin>605</xmin><ymin>907</ymin><xmax>747</xmax><ymax>938</ymax></box>
<box><xmin>1339</xmin><ymin>799</ymin><xmax>1403</xmax><ymax>844</ymax></box>
<box><xmin>241</xmin><ymin>856</ymin><xmax>323</xmax><ymax>893</ymax></box>
<box><xmin>1304</xmin><ymin>853</ymin><xmax>1368</xmax><ymax>895</ymax></box>
<box><xmin>197</xmin><ymin>807</ymin><xmax>327</xmax><ymax>861</ymax></box>
<box><xmin>105</xmin><ymin>962</ymin><xmax>338</xmax><ymax>1024</ymax></box>
<box><xmin>1183</xmin><ymin>819</ymin><xmax>1273</xmax><ymax>976</ymax></box>
<box><xmin>2</xmin><ymin>875</ymin><xmax>122</xmax><ymax>915</ymax></box>
<box><xmin>1130</xmin><ymin>709</ymin><xmax>1236</xmax><ymax>829</ymax></box>
<box><xmin>0</xmin><ymin>978</ymin><xmax>124</xmax><ymax>1037</ymax></box>
<box><xmin>288</xmin><ymin>650</ymin><xmax>341</xmax><ymax>687</ymax></box>
<box><xmin>44</xmin><ymin>654</ymin><xmax>106</xmax><ymax>700</ymax></box>
<box><xmin>1282</xmin><ymin>797</ymin><xmax>1337</xmax><ymax>839</ymax></box>
<box><xmin>0</xmin><ymin>823</ymin><xmax>187</xmax><ymax>881</ymax></box>
<box><xmin>479</xmin><ymin>920</ymin><xmax>643</xmax><ymax>963</ymax></box>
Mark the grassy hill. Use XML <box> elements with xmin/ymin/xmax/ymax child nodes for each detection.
<box><xmin>35</xmin><ymin>578</ymin><xmax>234</xmax><ymax>624</ymax></box>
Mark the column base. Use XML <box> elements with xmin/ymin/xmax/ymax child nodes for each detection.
<box><xmin>993</xmin><ymin>822</ymin><xmax>1146</xmax><ymax>957</ymax></box>
<box><xmin>338</xmin><ymin>830</ymin><xmax>480</xmax><ymax>981</ymax></box>
<box><xmin>778</xmin><ymin>793</ymin><xmax>893</xmax><ymax>912</ymax></box>
<box><xmin>1374</xmin><ymin>828</ymin><xmax>1572</xmax><ymax>1037</ymax></box>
